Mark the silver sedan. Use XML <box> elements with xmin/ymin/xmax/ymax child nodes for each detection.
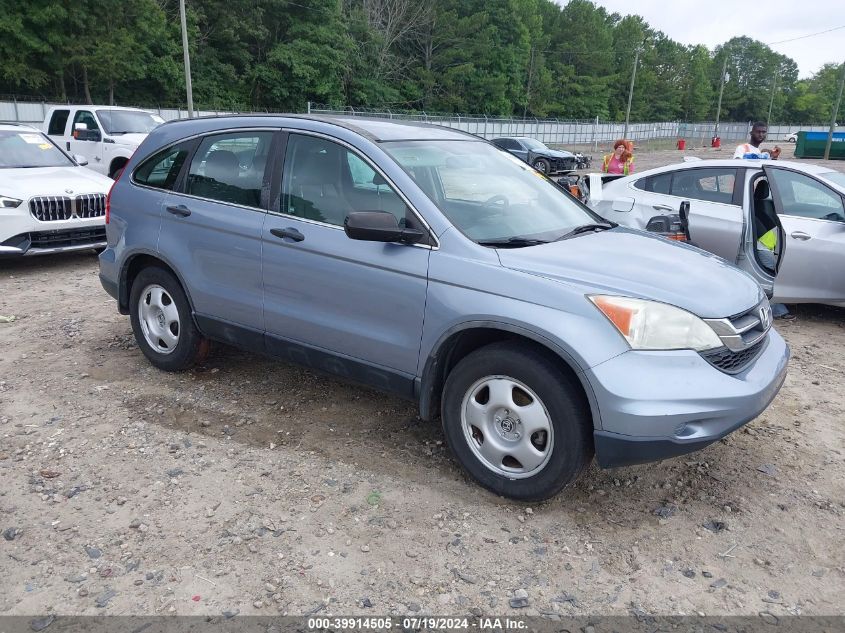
<box><xmin>588</xmin><ymin>159</ymin><xmax>845</xmax><ymax>306</ymax></box>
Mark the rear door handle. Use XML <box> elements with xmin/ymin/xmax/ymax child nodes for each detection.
<box><xmin>652</xmin><ymin>204</ymin><xmax>674</xmax><ymax>211</ymax></box>
<box><xmin>790</xmin><ymin>231</ymin><xmax>811</xmax><ymax>240</ymax></box>
<box><xmin>66</xmin><ymin>141</ymin><xmax>71</xmax><ymax>151</ymax></box>
<box><xmin>270</xmin><ymin>227</ymin><xmax>305</xmax><ymax>242</ymax></box>
<box><xmin>166</xmin><ymin>204</ymin><xmax>191</xmax><ymax>218</ymax></box>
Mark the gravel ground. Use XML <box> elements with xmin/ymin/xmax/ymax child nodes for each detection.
<box><xmin>1</xmin><ymin>146</ymin><xmax>844</xmax><ymax>619</ymax></box>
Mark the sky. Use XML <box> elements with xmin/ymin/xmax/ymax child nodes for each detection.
<box><xmin>586</xmin><ymin>0</ymin><xmax>844</xmax><ymax>78</ymax></box>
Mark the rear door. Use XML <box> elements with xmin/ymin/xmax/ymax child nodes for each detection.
<box><xmin>261</xmin><ymin>131</ymin><xmax>431</xmax><ymax>391</ymax></box>
<box><xmin>627</xmin><ymin>167</ymin><xmax>744</xmax><ymax>261</ymax></box>
<box><xmin>157</xmin><ymin>129</ymin><xmax>275</xmax><ymax>345</ymax></box>
<box><xmin>766</xmin><ymin>166</ymin><xmax>845</xmax><ymax>304</ymax></box>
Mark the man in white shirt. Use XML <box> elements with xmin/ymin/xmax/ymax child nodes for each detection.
<box><xmin>734</xmin><ymin>122</ymin><xmax>781</xmax><ymax>160</ymax></box>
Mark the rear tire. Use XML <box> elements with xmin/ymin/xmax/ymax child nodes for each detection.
<box><xmin>441</xmin><ymin>341</ymin><xmax>593</xmax><ymax>501</ymax></box>
<box><xmin>129</xmin><ymin>267</ymin><xmax>209</xmax><ymax>371</ymax></box>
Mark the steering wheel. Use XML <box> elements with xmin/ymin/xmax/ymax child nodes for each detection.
<box><xmin>484</xmin><ymin>195</ymin><xmax>510</xmax><ymax>213</ymax></box>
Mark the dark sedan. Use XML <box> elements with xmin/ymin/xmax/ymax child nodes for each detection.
<box><xmin>491</xmin><ymin>137</ymin><xmax>576</xmax><ymax>174</ymax></box>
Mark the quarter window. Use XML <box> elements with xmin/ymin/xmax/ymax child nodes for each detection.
<box><xmin>185</xmin><ymin>132</ymin><xmax>273</xmax><ymax>208</ymax></box>
<box><xmin>48</xmin><ymin>110</ymin><xmax>70</xmax><ymax>136</ymax></box>
<box><xmin>769</xmin><ymin>169</ymin><xmax>845</xmax><ymax>222</ymax></box>
<box><xmin>133</xmin><ymin>142</ymin><xmax>192</xmax><ymax>191</ymax></box>
<box><xmin>280</xmin><ymin>134</ymin><xmax>409</xmax><ymax>227</ymax></box>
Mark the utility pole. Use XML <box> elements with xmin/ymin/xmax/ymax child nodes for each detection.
<box><xmin>179</xmin><ymin>0</ymin><xmax>194</xmax><ymax>118</ymax></box>
<box><xmin>714</xmin><ymin>52</ymin><xmax>729</xmax><ymax>140</ymax></box>
<box><xmin>824</xmin><ymin>61</ymin><xmax>845</xmax><ymax>160</ymax></box>
<box><xmin>766</xmin><ymin>67</ymin><xmax>778</xmax><ymax>127</ymax></box>
<box><xmin>623</xmin><ymin>47</ymin><xmax>640</xmax><ymax>139</ymax></box>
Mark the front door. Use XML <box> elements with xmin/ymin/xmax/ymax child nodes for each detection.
<box><xmin>158</xmin><ymin>130</ymin><xmax>275</xmax><ymax>345</ymax></box>
<box><xmin>766</xmin><ymin>167</ymin><xmax>845</xmax><ymax>304</ymax></box>
<box><xmin>67</xmin><ymin>110</ymin><xmax>105</xmax><ymax>174</ymax></box>
<box><xmin>261</xmin><ymin>132</ymin><xmax>430</xmax><ymax>393</ymax></box>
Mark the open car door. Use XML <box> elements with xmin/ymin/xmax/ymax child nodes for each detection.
<box><xmin>765</xmin><ymin>166</ymin><xmax>845</xmax><ymax>305</ymax></box>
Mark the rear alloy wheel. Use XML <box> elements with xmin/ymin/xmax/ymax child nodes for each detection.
<box><xmin>533</xmin><ymin>158</ymin><xmax>551</xmax><ymax>174</ymax></box>
<box><xmin>441</xmin><ymin>341</ymin><xmax>593</xmax><ymax>501</ymax></box>
<box><xmin>129</xmin><ymin>267</ymin><xmax>209</xmax><ymax>371</ymax></box>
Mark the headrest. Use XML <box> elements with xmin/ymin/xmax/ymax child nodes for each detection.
<box><xmin>295</xmin><ymin>148</ymin><xmax>338</xmax><ymax>187</ymax></box>
<box><xmin>754</xmin><ymin>180</ymin><xmax>770</xmax><ymax>200</ymax></box>
<box><xmin>372</xmin><ymin>172</ymin><xmax>388</xmax><ymax>187</ymax></box>
<box><xmin>205</xmin><ymin>150</ymin><xmax>239</xmax><ymax>184</ymax></box>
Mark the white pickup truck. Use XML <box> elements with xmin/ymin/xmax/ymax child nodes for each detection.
<box><xmin>43</xmin><ymin>105</ymin><xmax>165</xmax><ymax>178</ymax></box>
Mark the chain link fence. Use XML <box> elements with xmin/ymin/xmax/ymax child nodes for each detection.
<box><xmin>3</xmin><ymin>96</ymin><xmax>841</xmax><ymax>149</ymax></box>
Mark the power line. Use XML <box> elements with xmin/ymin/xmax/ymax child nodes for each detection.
<box><xmin>766</xmin><ymin>25</ymin><xmax>845</xmax><ymax>46</ymax></box>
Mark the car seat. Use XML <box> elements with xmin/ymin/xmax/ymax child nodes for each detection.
<box><xmin>288</xmin><ymin>146</ymin><xmax>350</xmax><ymax>225</ymax></box>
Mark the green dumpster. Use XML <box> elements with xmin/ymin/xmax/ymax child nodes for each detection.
<box><xmin>794</xmin><ymin>131</ymin><xmax>845</xmax><ymax>159</ymax></box>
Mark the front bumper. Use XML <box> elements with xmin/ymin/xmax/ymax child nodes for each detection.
<box><xmin>586</xmin><ymin>329</ymin><xmax>790</xmax><ymax>468</ymax></box>
<box><xmin>0</xmin><ymin>227</ymin><xmax>106</xmax><ymax>257</ymax></box>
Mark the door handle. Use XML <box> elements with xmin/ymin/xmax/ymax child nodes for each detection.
<box><xmin>166</xmin><ymin>204</ymin><xmax>191</xmax><ymax>218</ymax></box>
<box><xmin>652</xmin><ymin>204</ymin><xmax>674</xmax><ymax>212</ymax></box>
<box><xmin>790</xmin><ymin>231</ymin><xmax>811</xmax><ymax>241</ymax></box>
<box><xmin>66</xmin><ymin>141</ymin><xmax>70</xmax><ymax>151</ymax></box>
<box><xmin>270</xmin><ymin>227</ymin><xmax>305</xmax><ymax>242</ymax></box>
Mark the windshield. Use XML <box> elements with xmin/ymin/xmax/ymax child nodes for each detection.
<box><xmin>0</xmin><ymin>130</ymin><xmax>74</xmax><ymax>168</ymax></box>
<box><xmin>520</xmin><ymin>138</ymin><xmax>547</xmax><ymax>151</ymax></box>
<box><xmin>382</xmin><ymin>140</ymin><xmax>600</xmax><ymax>243</ymax></box>
<box><xmin>96</xmin><ymin>109</ymin><xmax>164</xmax><ymax>135</ymax></box>
<box><xmin>819</xmin><ymin>171</ymin><xmax>845</xmax><ymax>189</ymax></box>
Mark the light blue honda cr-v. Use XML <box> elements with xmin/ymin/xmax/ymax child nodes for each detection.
<box><xmin>99</xmin><ymin>115</ymin><xmax>789</xmax><ymax>500</ymax></box>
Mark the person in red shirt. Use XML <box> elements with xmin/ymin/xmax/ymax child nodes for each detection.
<box><xmin>602</xmin><ymin>139</ymin><xmax>634</xmax><ymax>175</ymax></box>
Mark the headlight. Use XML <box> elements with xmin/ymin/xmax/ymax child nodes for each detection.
<box><xmin>0</xmin><ymin>195</ymin><xmax>22</xmax><ymax>208</ymax></box>
<box><xmin>589</xmin><ymin>295</ymin><xmax>722</xmax><ymax>351</ymax></box>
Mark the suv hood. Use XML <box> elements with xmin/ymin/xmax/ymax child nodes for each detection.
<box><xmin>0</xmin><ymin>166</ymin><xmax>113</xmax><ymax>198</ymax></box>
<box><xmin>106</xmin><ymin>133</ymin><xmax>147</xmax><ymax>147</ymax></box>
<box><xmin>497</xmin><ymin>228</ymin><xmax>761</xmax><ymax>319</ymax></box>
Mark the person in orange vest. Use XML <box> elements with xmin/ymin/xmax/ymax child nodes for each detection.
<box><xmin>602</xmin><ymin>139</ymin><xmax>634</xmax><ymax>175</ymax></box>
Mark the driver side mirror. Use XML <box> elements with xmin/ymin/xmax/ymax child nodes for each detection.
<box><xmin>344</xmin><ymin>211</ymin><xmax>425</xmax><ymax>244</ymax></box>
<box><xmin>73</xmin><ymin>123</ymin><xmax>101</xmax><ymax>142</ymax></box>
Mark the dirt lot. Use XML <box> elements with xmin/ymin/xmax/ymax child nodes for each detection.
<box><xmin>1</xmin><ymin>146</ymin><xmax>844</xmax><ymax>619</ymax></box>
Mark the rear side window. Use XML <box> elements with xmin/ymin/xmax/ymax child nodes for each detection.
<box><xmin>635</xmin><ymin>173</ymin><xmax>672</xmax><ymax>194</ymax></box>
<box><xmin>185</xmin><ymin>132</ymin><xmax>273</xmax><ymax>208</ymax></box>
<box><xmin>133</xmin><ymin>142</ymin><xmax>192</xmax><ymax>190</ymax></box>
<box><xmin>670</xmin><ymin>168</ymin><xmax>736</xmax><ymax>204</ymax></box>
<box><xmin>48</xmin><ymin>110</ymin><xmax>70</xmax><ymax>136</ymax></box>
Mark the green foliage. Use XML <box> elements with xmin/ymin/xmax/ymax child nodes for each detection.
<box><xmin>0</xmin><ymin>0</ymin><xmax>836</xmax><ymax>123</ymax></box>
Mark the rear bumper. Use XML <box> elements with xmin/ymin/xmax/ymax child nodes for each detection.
<box><xmin>587</xmin><ymin>329</ymin><xmax>790</xmax><ymax>468</ymax></box>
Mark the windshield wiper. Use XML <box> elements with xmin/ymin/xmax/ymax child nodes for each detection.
<box><xmin>477</xmin><ymin>237</ymin><xmax>549</xmax><ymax>248</ymax></box>
<box><xmin>554</xmin><ymin>222</ymin><xmax>616</xmax><ymax>241</ymax></box>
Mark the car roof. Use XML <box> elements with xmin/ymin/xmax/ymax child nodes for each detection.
<box><xmin>160</xmin><ymin>114</ymin><xmax>478</xmax><ymax>142</ymax></box>
<box><xmin>47</xmin><ymin>105</ymin><xmax>153</xmax><ymax>113</ymax></box>
<box><xmin>630</xmin><ymin>158</ymin><xmax>832</xmax><ymax>177</ymax></box>
<box><xmin>0</xmin><ymin>122</ymin><xmax>40</xmax><ymax>132</ymax></box>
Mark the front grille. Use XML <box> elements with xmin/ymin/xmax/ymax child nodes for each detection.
<box><xmin>702</xmin><ymin>339</ymin><xmax>765</xmax><ymax>374</ymax></box>
<box><xmin>29</xmin><ymin>196</ymin><xmax>72</xmax><ymax>221</ymax></box>
<box><xmin>29</xmin><ymin>194</ymin><xmax>106</xmax><ymax>222</ymax></box>
<box><xmin>29</xmin><ymin>227</ymin><xmax>106</xmax><ymax>249</ymax></box>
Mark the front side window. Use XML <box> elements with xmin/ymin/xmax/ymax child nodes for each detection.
<box><xmin>47</xmin><ymin>110</ymin><xmax>70</xmax><ymax>136</ymax></box>
<box><xmin>382</xmin><ymin>140</ymin><xmax>600</xmax><ymax>243</ymax></box>
<box><xmin>770</xmin><ymin>169</ymin><xmax>845</xmax><ymax>222</ymax></box>
<box><xmin>280</xmin><ymin>134</ymin><xmax>410</xmax><ymax>227</ymax></box>
<box><xmin>133</xmin><ymin>142</ymin><xmax>192</xmax><ymax>190</ymax></box>
<box><xmin>185</xmin><ymin>132</ymin><xmax>273</xmax><ymax>207</ymax></box>
<box><xmin>72</xmin><ymin>110</ymin><xmax>99</xmax><ymax>135</ymax></box>
<box><xmin>0</xmin><ymin>131</ymin><xmax>74</xmax><ymax>168</ymax></box>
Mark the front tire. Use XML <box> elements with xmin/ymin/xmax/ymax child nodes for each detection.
<box><xmin>129</xmin><ymin>267</ymin><xmax>209</xmax><ymax>371</ymax></box>
<box><xmin>441</xmin><ymin>342</ymin><xmax>593</xmax><ymax>501</ymax></box>
<box><xmin>533</xmin><ymin>158</ymin><xmax>551</xmax><ymax>174</ymax></box>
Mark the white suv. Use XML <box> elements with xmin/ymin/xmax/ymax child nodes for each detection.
<box><xmin>0</xmin><ymin>123</ymin><xmax>112</xmax><ymax>257</ymax></box>
<box><xmin>43</xmin><ymin>105</ymin><xmax>165</xmax><ymax>178</ymax></box>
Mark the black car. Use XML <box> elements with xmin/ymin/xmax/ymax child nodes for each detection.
<box><xmin>491</xmin><ymin>137</ymin><xmax>577</xmax><ymax>174</ymax></box>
